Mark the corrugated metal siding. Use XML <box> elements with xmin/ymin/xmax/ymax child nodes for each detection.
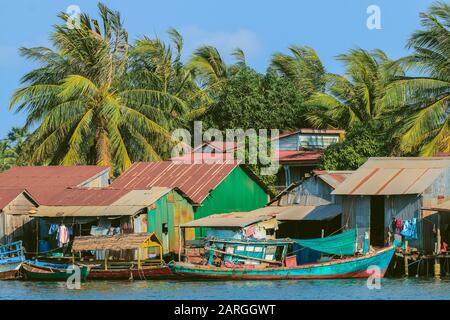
<box><xmin>385</xmin><ymin>195</ymin><xmax>422</xmax><ymax>249</ymax></box>
<box><xmin>279</xmin><ymin>177</ymin><xmax>338</xmax><ymax>206</ymax></box>
<box><xmin>278</xmin><ymin>134</ymin><xmax>299</xmax><ymax>150</ymax></box>
<box><xmin>298</xmin><ymin>134</ymin><xmax>340</xmax><ymax>149</ymax></box>
<box><xmin>0</xmin><ymin>193</ymin><xmax>38</xmax><ymax>247</ymax></box>
<box><xmin>194</xmin><ymin>166</ymin><xmax>268</xmax><ymax>237</ymax></box>
<box><xmin>147</xmin><ymin>190</ymin><xmax>194</xmax><ymax>254</ymax></box>
<box><xmin>341</xmin><ymin>195</ymin><xmax>370</xmax><ymax>249</ymax></box>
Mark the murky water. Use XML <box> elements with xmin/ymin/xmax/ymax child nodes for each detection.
<box><xmin>1</xmin><ymin>278</ymin><xmax>450</xmax><ymax>300</ymax></box>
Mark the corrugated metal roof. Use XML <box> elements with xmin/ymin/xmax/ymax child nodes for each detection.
<box><xmin>111</xmin><ymin>161</ymin><xmax>247</xmax><ymax>204</ymax></box>
<box><xmin>0</xmin><ymin>165</ymin><xmax>109</xmax><ymax>204</ymax></box>
<box><xmin>181</xmin><ymin>206</ymin><xmax>287</xmax><ymax>228</ymax></box>
<box><xmin>275</xmin><ymin>150</ymin><xmax>323</xmax><ymax>163</ymax></box>
<box><xmin>0</xmin><ymin>188</ymin><xmax>38</xmax><ymax>209</ymax></box>
<box><xmin>276</xmin><ymin>204</ymin><xmax>342</xmax><ymax>221</ymax></box>
<box><xmin>111</xmin><ymin>188</ymin><xmax>171</xmax><ymax>206</ymax></box>
<box><xmin>46</xmin><ymin>188</ymin><xmax>128</xmax><ymax>206</ymax></box>
<box><xmin>313</xmin><ymin>170</ymin><xmax>353</xmax><ymax>189</ymax></box>
<box><xmin>332</xmin><ymin>157</ymin><xmax>450</xmax><ymax>195</ymax></box>
<box><xmin>432</xmin><ymin>200</ymin><xmax>450</xmax><ymax>212</ymax></box>
<box><xmin>33</xmin><ymin>188</ymin><xmax>171</xmax><ymax>217</ymax></box>
<box><xmin>33</xmin><ymin>205</ymin><xmax>144</xmax><ymax>217</ymax></box>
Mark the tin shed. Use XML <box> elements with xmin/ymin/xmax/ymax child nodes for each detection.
<box><xmin>0</xmin><ymin>189</ymin><xmax>39</xmax><ymax>249</ymax></box>
<box><xmin>332</xmin><ymin>157</ymin><xmax>450</xmax><ymax>253</ymax></box>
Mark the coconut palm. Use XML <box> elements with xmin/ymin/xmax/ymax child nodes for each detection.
<box><xmin>10</xmin><ymin>3</ymin><xmax>192</xmax><ymax>172</ymax></box>
<box><xmin>188</xmin><ymin>46</ymin><xmax>248</xmax><ymax>97</ymax></box>
<box><xmin>303</xmin><ymin>49</ymin><xmax>404</xmax><ymax>129</ymax></box>
<box><xmin>129</xmin><ymin>29</ymin><xmax>210</xmax><ymax>125</ymax></box>
<box><xmin>0</xmin><ymin>140</ymin><xmax>17</xmax><ymax>172</ymax></box>
<box><xmin>270</xmin><ymin>45</ymin><xmax>327</xmax><ymax>99</ymax></box>
<box><xmin>382</xmin><ymin>2</ymin><xmax>450</xmax><ymax>155</ymax></box>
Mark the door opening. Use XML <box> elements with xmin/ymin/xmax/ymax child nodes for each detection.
<box><xmin>370</xmin><ymin>196</ymin><xmax>385</xmax><ymax>247</ymax></box>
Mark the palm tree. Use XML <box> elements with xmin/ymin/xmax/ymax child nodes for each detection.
<box><xmin>188</xmin><ymin>46</ymin><xmax>248</xmax><ymax>97</ymax></box>
<box><xmin>129</xmin><ymin>28</ymin><xmax>210</xmax><ymax>127</ymax></box>
<box><xmin>270</xmin><ymin>45</ymin><xmax>327</xmax><ymax>99</ymax></box>
<box><xmin>303</xmin><ymin>49</ymin><xmax>404</xmax><ymax>129</ymax></box>
<box><xmin>382</xmin><ymin>2</ymin><xmax>450</xmax><ymax>156</ymax></box>
<box><xmin>10</xmin><ymin>3</ymin><xmax>191</xmax><ymax>172</ymax></box>
<box><xmin>0</xmin><ymin>140</ymin><xmax>16</xmax><ymax>172</ymax></box>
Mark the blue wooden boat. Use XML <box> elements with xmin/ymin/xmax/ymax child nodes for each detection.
<box><xmin>170</xmin><ymin>230</ymin><xmax>396</xmax><ymax>280</ymax></box>
<box><xmin>0</xmin><ymin>241</ymin><xmax>25</xmax><ymax>280</ymax></box>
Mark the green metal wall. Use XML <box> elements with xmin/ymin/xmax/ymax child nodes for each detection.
<box><xmin>194</xmin><ymin>166</ymin><xmax>269</xmax><ymax>237</ymax></box>
<box><xmin>147</xmin><ymin>190</ymin><xmax>194</xmax><ymax>254</ymax></box>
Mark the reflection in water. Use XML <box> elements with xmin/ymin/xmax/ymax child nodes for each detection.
<box><xmin>1</xmin><ymin>278</ymin><xmax>450</xmax><ymax>300</ymax></box>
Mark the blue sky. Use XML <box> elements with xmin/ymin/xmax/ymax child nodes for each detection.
<box><xmin>0</xmin><ymin>0</ymin><xmax>434</xmax><ymax>137</ymax></box>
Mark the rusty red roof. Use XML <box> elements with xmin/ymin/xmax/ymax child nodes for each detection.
<box><xmin>0</xmin><ymin>188</ymin><xmax>38</xmax><ymax>209</ymax></box>
<box><xmin>46</xmin><ymin>187</ymin><xmax>129</xmax><ymax>206</ymax></box>
<box><xmin>275</xmin><ymin>150</ymin><xmax>323</xmax><ymax>163</ymax></box>
<box><xmin>313</xmin><ymin>170</ymin><xmax>353</xmax><ymax>189</ymax></box>
<box><xmin>0</xmin><ymin>165</ymin><xmax>109</xmax><ymax>204</ymax></box>
<box><xmin>111</xmin><ymin>161</ymin><xmax>252</xmax><ymax>204</ymax></box>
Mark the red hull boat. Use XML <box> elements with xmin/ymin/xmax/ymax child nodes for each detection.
<box><xmin>88</xmin><ymin>265</ymin><xmax>173</xmax><ymax>280</ymax></box>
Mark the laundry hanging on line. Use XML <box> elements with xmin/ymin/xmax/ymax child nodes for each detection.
<box><xmin>400</xmin><ymin>218</ymin><xmax>418</xmax><ymax>240</ymax></box>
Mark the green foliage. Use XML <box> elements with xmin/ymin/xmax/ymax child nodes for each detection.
<box><xmin>320</xmin><ymin>123</ymin><xmax>390</xmax><ymax>170</ymax></box>
<box><xmin>202</xmin><ymin>68</ymin><xmax>308</xmax><ymax>130</ymax></box>
<box><xmin>381</xmin><ymin>1</ymin><xmax>450</xmax><ymax>155</ymax></box>
<box><xmin>0</xmin><ymin>127</ymin><xmax>30</xmax><ymax>171</ymax></box>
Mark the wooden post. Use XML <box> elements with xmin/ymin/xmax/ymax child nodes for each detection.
<box><xmin>404</xmin><ymin>240</ymin><xmax>409</xmax><ymax>277</ymax></box>
<box><xmin>104</xmin><ymin>250</ymin><xmax>108</xmax><ymax>271</ymax></box>
<box><xmin>320</xmin><ymin>229</ymin><xmax>324</xmax><ymax>259</ymax></box>
<box><xmin>178</xmin><ymin>226</ymin><xmax>183</xmax><ymax>262</ymax></box>
<box><xmin>435</xmin><ymin>214</ymin><xmax>441</xmax><ymax>278</ymax></box>
<box><xmin>137</xmin><ymin>246</ymin><xmax>141</xmax><ymax>269</ymax></box>
<box><xmin>35</xmin><ymin>218</ymin><xmax>39</xmax><ymax>255</ymax></box>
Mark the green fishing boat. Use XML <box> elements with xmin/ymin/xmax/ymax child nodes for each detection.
<box><xmin>21</xmin><ymin>262</ymin><xmax>90</xmax><ymax>281</ymax></box>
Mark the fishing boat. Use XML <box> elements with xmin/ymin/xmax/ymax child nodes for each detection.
<box><xmin>0</xmin><ymin>241</ymin><xmax>25</xmax><ymax>280</ymax></box>
<box><xmin>87</xmin><ymin>264</ymin><xmax>172</xmax><ymax>280</ymax></box>
<box><xmin>170</xmin><ymin>229</ymin><xmax>396</xmax><ymax>280</ymax></box>
<box><xmin>21</xmin><ymin>262</ymin><xmax>90</xmax><ymax>281</ymax></box>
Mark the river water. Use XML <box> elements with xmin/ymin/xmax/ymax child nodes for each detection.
<box><xmin>1</xmin><ymin>278</ymin><xmax>450</xmax><ymax>300</ymax></box>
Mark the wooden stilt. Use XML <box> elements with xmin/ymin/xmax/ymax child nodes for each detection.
<box><xmin>404</xmin><ymin>240</ymin><xmax>409</xmax><ymax>277</ymax></box>
<box><xmin>435</xmin><ymin>257</ymin><xmax>441</xmax><ymax>278</ymax></box>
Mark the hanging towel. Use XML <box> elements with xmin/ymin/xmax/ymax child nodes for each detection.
<box><xmin>48</xmin><ymin>224</ymin><xmax>59</xmax><ymax>235</ymax></box>
<box><xmin>400</xmin><ymin>218</ymin><xmax>417</xmax><ymax>240</ymax></box>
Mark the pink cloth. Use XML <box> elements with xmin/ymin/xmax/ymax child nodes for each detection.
<box><xmin>59</xmin><ymin>225</ymin><xmax>70</xmax><ymax>246</ymax></box>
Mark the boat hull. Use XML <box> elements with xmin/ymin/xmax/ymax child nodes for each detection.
<box><xmin>22</xmin><ymin>263</ymin><xmax>90</xmax><ymax>281</ymax></box>
<box><xmin>171</xmin><ymin>246</ymin><xmax>395</xmax><ymax>280</ymax></box>
<box><xmin>0</xmin><ymin>262</ymin><xmax>22</xmax><ymax>280</ymax></box>
<box><xmin>88</xmin><ymin>265</ymin><xmax>173</xmax><ymax>280</ymax></box>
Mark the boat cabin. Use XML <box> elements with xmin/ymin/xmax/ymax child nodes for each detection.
<box><xmin>71</xmin><ymin>232</ymin><xmax>163</xmax><ymax>270</ymax></box>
